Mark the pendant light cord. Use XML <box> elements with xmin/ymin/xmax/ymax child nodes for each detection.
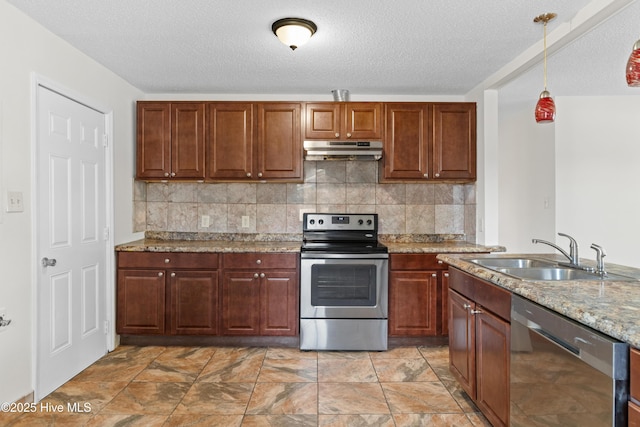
<box><xmin>543</xmin><ymin>22</ymin><xmax>548</xmax><ymax>91</ymax></box>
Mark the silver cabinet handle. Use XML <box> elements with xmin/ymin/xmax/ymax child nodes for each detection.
<box><xmin>258</xmin><ymin>172</ymin><xmax>263</xmax><ymax>178</ymax></box>
<box><xmin>164</xmin><ymin>258</ymin><xmax>170</xmax><ymax>264</ymax></box>
<box><xmin>254</xmin><ymin>273</ymin><xmax>259</xmax><ymax>278</ymax></box>
<box><xmin>260</xmin><ymin>273</ymin><xmax>265</xmax><ymax>278</ymax></box>
<box><xmin>171</xmin><ymin>272</ymin><xmax>176</xmax><ymax>277</ymax></box>
<box><xmin>42</xmin><ymin>257</ymin><xmax>57</xmax><ymax>267</ymax></box>
<box><xmin>463</xmin><ymin>303</ymin><xmax>472</xmax><ymax>309</ymax></box>
<box><xmin>158</xmin><ymin>272</ymin><xmax>164</xmax><ymax>277</ymax></box>
<box><xmin>256</xmin><ymin>259</ymin><xmax>262</xmax><ymax>265</ymax></box>
<box><xmin>471</xmin><ymin>309</ymin><xmax>483</xmax><ymax>315</ymax></box>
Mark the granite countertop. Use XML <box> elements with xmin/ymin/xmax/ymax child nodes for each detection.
<box><xmin>437</xmin><ymin>253</ymin><xmax>640</xmax><ymax>348</ymax></box>
<box><xmin>116</xmin><ymin>237</ymin><xmax>504</xmax><ymax>255</ymax></box>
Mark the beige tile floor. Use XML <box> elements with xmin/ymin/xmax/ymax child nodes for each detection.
<box><xmin>1</xmin><ymin>345</ymin><xmax>490</xmax><ymax>426</ymax></box>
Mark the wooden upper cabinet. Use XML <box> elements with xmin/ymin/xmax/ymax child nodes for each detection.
<box><xmin>432</xmin><ymin>103</ymin><xmax>476</xmax><ymax>180</ymax></box>
<box><xmin>305</xmin><ymin>102</ymin><xmax>382</xmax><ymax>140</ymax></box>
<box><xmin>257</xmin><ymin>103</ymin><xmax>302</xmax><ymax>180</ymax></box>
<box><xmin>383</xmin><ymin>103</ymin><xmax>429</xmax><ymax>180</ymax></box>
<box><xmin>206</xmin><ymin>103</ymin><xmax>254</xmax><ymax>180</ymax></box>
<box><xmin>205</xmin><ymin>102</ymin><xmax>303</xmax><ymax>182</ymax></box>
<box><xmin>382</xmin><ymin>102</ymin><xmax>476</xmax><ymax>182</ymax></box>
<box><xmin>136</xmin><ymin>102</ymin><xmax>205</xmax><ymax>180</ymax></box>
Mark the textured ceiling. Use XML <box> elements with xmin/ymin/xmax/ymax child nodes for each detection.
<box><xmin>7</xmin><ymin>0</ymin><xmax>635</xmax><ymax>96</ymax></box>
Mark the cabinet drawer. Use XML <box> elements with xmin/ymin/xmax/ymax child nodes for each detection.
<box><xmin>391</xmin><ymin>254</ymin><xmax>443</xmax><ymax>270</ymax></box>
<box><xmin>448</xmin><ymin>267</ymin><xmax>511</xmax><ymax>321</ymax></box>
<box><xmin>118</xmin><ymin>252</ymin><xmax>219</xmax><ymax>269</ymax></box>
<box><xmin>632</xmin><ymin>348</ymin><xmax>640</xmax><ymax>402</ymax></box>
<box><xmin>223</xmin><ymin>253</ymin><xmax>298</xmax><ymax>269</ymax></box>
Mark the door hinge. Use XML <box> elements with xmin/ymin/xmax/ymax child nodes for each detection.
<box><xmin>103</xmin><ymin>227</ymin><xmax>110</xmax><ymax>241</ymax></box>
<box><xmin>103</xmin><ymin>320</ymin><xmax>109</xmax><ymax>334</ymax></box>
<box><xmin>102</xmin><ymin>133</ymin><xmax>108</xmax><ymax>147</ymax></box>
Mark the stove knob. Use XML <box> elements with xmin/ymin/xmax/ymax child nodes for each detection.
<box><xmin>310</xmin><ymin>219</ymin><xmax>315</xmax><ymax>225</ymax></box>
<box><xmin>319</xmin><ymin>219</ymin><xmax>324</xmax><ymax>225</ymax></box>
<box><xmin>367</xmin><ymin>219</ymin><xmax>372</xmax><ymax>225</ymax></box>
<box><xmin>358</xmin><ymin>219</ymin><xmax>364</xmax><ymax>225</ymax></box>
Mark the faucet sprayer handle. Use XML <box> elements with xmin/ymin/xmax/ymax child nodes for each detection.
<box><xmin>590</xmin><ymin>243</ymin><xmax>607</xmax><ymax>275</ymax></box>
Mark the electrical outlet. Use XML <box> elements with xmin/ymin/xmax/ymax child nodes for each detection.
<box><xmin>6</xmin><ymin>191</ymin><xmax>24</xmax><ymax>213</ymax></box>
<box><xmin>200</xmin><ymin>215</ymin><xmax>210</xmax><ymax>228</ymax></box>
<box><xmin>241</xmin><ymin>215</ymin><xmax>250</xmax><ymax>228</ymax></box>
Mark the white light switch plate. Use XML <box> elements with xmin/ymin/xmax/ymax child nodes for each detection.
<box><xmin>6</xmin><ymin>191</ymin><xmax>24</xmax><ymax>212</ymax></box>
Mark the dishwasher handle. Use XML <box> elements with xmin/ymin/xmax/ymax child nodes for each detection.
<box><xmin>528</xmin><ymin>324</ymin><xmax>580</xmax><ymax>356</ymax></box>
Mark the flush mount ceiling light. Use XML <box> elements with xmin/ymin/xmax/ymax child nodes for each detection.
<box><xmin>534</xmin><ymin>12</ymin><xmax>557</xmax><ymax>124</ymax></box>
<box><xmin>272</xmin><ymin>17</ymin><xmax>317</xmax><ymax>51</ymax></box>
<box><xmin>626</xmin><ymin>37</ymin><xmax>640</xmax><ymax>86</ymax></box>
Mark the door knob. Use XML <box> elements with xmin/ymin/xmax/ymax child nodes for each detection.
<box><xmin>42</xmin><ymin>257</ymin><xmax>57</xmax><ymax>267</ymax></box>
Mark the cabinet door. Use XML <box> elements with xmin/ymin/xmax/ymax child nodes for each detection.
<box><xmin>389</xmin><ymin>271</ymin><xmax>438</xmax><ymax>336</ymax></box>
<box><xmin>171</xmin><ymin>103</ymin><xmax>206</xmax><ymax>179</ymax></box>
<box><xmin>383</xmin><ymin>103</ymin><xmax>429</xmax><ymax>180</ymax></box>
<box><xmin>257</xmin><ymin>103</ymin><xmax>302</xmax><ymax>181</ymax></box>
<box><xmin>136</xmin><ymin>102</ymin><xmax>171</xmax><ymax>179</ymax></box>
<box><xmin>170</xmin><ymin>270</ymin><xmax>218</xmax><ymax>335</ymax></box>
<box><xmin>630</xmin><ymin>401</ymin><xmax>640</xmax><ymax>427</ymax></box>
<box><xmin>220</xmin><ymin>271</ymin><xmax>260</xmax><ymax>335</ymax></box>
<box><xmin>206</xmin><ymin>103</ymin><xmax>254</xmax><ymax>179</ymax></box>
<box><xmin>345</xmin><ymin>103</ymin><xmax>383</xmax><ymax>139</ymax></box>
<box><xmin>305</xmin><ymin>103</ymin><xmax>342</xmax><ymax>139</ymax></box>
<box><xmin>441</xmin><ymin>271</ymin><xmax>450</xmax><ymax>336</ymax></box>
<box><xmin>117</xmin><ymin>269</ymin><xmax>166</xmax><ymax>334</ymax></box>
<box><xmin>432</xmin><ymin>103</ymin><xmax>476</xmax><ymax>180</ymax></box>
<box><xmin>448</xmin><ymin>289</ymin><xmax>475</xmax><ymax>399</ymax></box>
<box><xmin>260</xmin><ymin>270</ymin><xmax>298</xmax><ymax>336</ymax></box>
<box><xmin>476</xmin><ymin>309</ymin><xmax>510</xmax><ymax>427</ymax></box>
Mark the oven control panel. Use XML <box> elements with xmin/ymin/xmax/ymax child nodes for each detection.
<box><xmin>303</xmin><ymin>213</ymin><xmax>378</xmax><ymax>231</ymax></box>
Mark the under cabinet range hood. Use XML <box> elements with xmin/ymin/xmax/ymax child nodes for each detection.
<box><xmin>303</xmin><ymin>140</ymin><xmax>383</xmax><ymax>161</ymax></box>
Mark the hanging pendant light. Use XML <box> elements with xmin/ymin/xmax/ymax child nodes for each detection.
<box><xmin>626</xmin><ymin>38</ymin><xmax>640</xmax><ymax>87</ymax></box>
<box><xmin>534</xmin><ymin>13</ymin><xmax>557</xmax><ymax>124</ymax></box>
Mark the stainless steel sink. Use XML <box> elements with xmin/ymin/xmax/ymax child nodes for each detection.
<box><xmin>465</xmin><ymin>257</ymin><xmax>639</xmax><ymax>281</ymax></box>
<box><xmin>497</xmin><ymin>267</ymin><xmax>636</xmax><ymax>281</ymax></box>
<box><xmin>466</xmin><ymin>257</ymin><xmax>558</xmax><ymax>269</ymax></box>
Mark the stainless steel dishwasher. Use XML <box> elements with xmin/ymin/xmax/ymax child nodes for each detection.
<box><xmin>511</xmin><ymin>295</ymin><xmax>628</xmax><ymax>426</ymax></box>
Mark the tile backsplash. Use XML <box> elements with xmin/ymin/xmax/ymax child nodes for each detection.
<box><xmin>134</xmin><ymin>161</ymin><xmax>476</xmax><ymax>241</ymax></box>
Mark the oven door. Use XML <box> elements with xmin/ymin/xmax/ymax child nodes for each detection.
<box><xmin>300</xmin><ymin>255</ymin><xmax>388</xmax><ymax>319</ymax></box>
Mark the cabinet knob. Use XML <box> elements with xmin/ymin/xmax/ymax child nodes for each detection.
<box><xmin>256</xmin><ymin>259</ymin><xmax>262</xmax><ymax>265</ymax></box>
<box><xmin>431</xmin><ymin>273</ymin><xmax>437</xmax><ymax>277</ymax></box>
<box><xmin>164</xmin><ymin>258</ymin><xmax>170</xmax><ymax>264</ymax></box>
<box><xmin>423</xmin><ymin>173</ymin><xmax>428</xmax><ymax>178</ymax></box>
<box><xmin>164</xmin><ymin>172</ymin><xmax>169</xmax><ymax>177</ymax></box>
<box><xmin>171</xmin><ymin>272</ymin><xmax>176</xmax><ymax>277</ymax></box>
<box><xmin>435</xmin><ymin>173</ymin><xmax>440</xmax><ymax>178</ymax></box>
<box><xmin>246</xmin><ymin>172</ymin><xmax>252</xmax><ymax>177</ymax></box>
<box><xmin>171</xmin><ymin>172</ymin><xmax>176</xmax><ymax>177</ymax></box>
<box><xmin>254</xmin><ymin>273</ymin><xmax>259</xmax><ymax>278</ymax></box>
<box><xmin>471</xmin><ymin>309</ymin><xmax>483</xmax><ymax>315</ymax></box>
<box><xmin>260</xmin><ymin>273</ymin><xmax>265</xmax><ymax>278</ymax></box>
<box><xmin>334</xmin><ymin>132</ymin><xmax>340</xmax><ymax>138</ymax></box>
<box><xmin>463</xmin><ymin>303</ymin><xmax>471</xmax><ymax>309</ymax></box>
<box><xmin>158</xmin><ymin>272</ymin><xmax>164</xmax><ymax>277</ymax></box>
<box><xmin>346</xmin><ymin>132</ymin><xmax>352</xmax><ymax>138</ymax></box>
<box><xmin>257</xmin><ymin>172</ymin><xmax>263</xmax><ymax>178</ymax></box>
<box><xmin>444</xmin><ymin>273</ymin><xmax>449</xmax><ymax>277</ymax></box>
<box><xmin>437</xmin><ymin>260</ymin><xmax>443</xmax><ymax>264</ymax></box>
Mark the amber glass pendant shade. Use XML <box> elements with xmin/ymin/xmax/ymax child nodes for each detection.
<box><xmin>626</xmin><ymin>40</ymin><xmax>640</xmax><ymax>87</ymax></box>
<box><xmin>535</xmin><ymin>91</ymin><xmax>556</xmax><ymax>123</ymax></box>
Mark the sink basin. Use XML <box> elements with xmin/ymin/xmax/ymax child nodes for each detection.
<box><xmin>466</xmin><ymin>257</ymin><xmax>558</xmax><ymax>269</ymax></box>
<box><xmin>496</xmin><ymin>267</ymin><xmax>637</xmax><ymax>282</ymax></box>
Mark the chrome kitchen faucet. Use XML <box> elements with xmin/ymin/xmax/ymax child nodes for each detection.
<box><xmin>532</xmin><ymin>232</ymin><xmax>595</xmax><ymax>272</ymax></box>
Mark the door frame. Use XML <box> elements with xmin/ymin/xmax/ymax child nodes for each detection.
<box><xmin>30</xmin><ymin>74</ymin><xmax>116</xmax><ymax>397</ymax></box>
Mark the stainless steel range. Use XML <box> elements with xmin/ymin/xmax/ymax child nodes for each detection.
<box><xmin>299</xmin><ymin>213</ymin><xmax>388</xmax><ymax>351</ymax></box>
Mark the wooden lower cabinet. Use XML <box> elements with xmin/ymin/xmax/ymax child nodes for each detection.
<box><xmin>389</xmin><ymin>253</ymin><xmax>464</xmax><ymax>337</ymax></box>
<box><xmin>116</xmin><ymin>252</ymin><xmax>219</xmax><ymax>335</ymax></box>
<box><xmin>220</xmin><ymin>253</ymin><xmax>298</xmax><ymax>336</ymax></box>
<box><xmin>630</xmin><ymin>348</ymin><xmax>640</xmax><ymax>426</ymax></box>
<box><xmin>448</xmin><ymin>267</ymin><xmax>510</xmax><ymax>427</ymax></box>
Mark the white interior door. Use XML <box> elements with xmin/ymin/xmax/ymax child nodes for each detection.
<box><xmin>36</xmin><ymin>85</ymin><xmax>108</xmax><ymax>401</ymax></box>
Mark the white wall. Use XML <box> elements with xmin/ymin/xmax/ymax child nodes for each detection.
<box><xmin>496</xmin><ymin>98</ymin><xmax>556</xmax><ymax>253</ymax></box>
<box><xmin>556</xmin><ymin>96</ymin><xmax>640</xmax><ymax>267</ymax></box>
<box><xmin>0</xmin><ymin>0</ymin><xmax>142</xmax><ymax>404</ymax></box>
